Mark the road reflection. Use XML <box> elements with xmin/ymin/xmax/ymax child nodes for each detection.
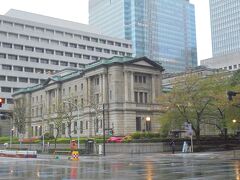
<box><xmin>235</xmin><ymin>161</ymin><xmax>240</xmax><ymax>180</ymax></box>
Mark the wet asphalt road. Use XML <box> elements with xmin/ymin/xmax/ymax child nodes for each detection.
<box><xmin>0</xmin><ymin>151</ymin><xmax>240</xmax><ymax>179</ymax></box>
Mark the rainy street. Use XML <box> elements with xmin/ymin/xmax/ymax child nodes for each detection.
<box><xmin>0</xmin><ymin>151</ymin><xmax>240</xmax><ymax>179</ymax></box>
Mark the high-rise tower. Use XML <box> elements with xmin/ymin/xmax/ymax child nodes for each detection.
<box><xmin>210</xmin><ymin>0</ymin><xmax>240</xmax><ymax>57</ymax></box>
<box><xmin>89</xmin><ymin>0</ymin><xmax>198</xmax><ymax>72</ymax></box>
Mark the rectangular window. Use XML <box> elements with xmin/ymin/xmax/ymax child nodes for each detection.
<box><xmin>74</xmin><ymin>121</ymin><xmax>77</xmax><ymax>134</ymax></box>
<box><xmin>83</xmin><ymin>55</ymin><xmax>90</xmax><ymax>59</ymax></box>
<box><xmin>14</xmin><ymin>44</ymin><xmax>23</xmax><ymax>50</ymax></box>
<box><xmin>25</xmin><ymin>25</ymin><xmax>34</xmax><ymax>31</ymax></box>
<box><xmin>2</xmin><ymin>42</ymin><xmax>12</xmax><ymax>48</ymax></box>
<box><xmin>30</xmin><ymin>36</ymin><xmax>39</xmax><ymax>41</ymax></box>
<box><xmin>2</xmin><ymin>65</ymin><xmax>12</xmax><ymax>70</ymax></box>
<box><xmin>134</xmin><ymin>76</ymin><xmax>138</xmax><ymax>83</ymax></box>
<box><xmin>65</xmin><ymin>32</ymin><xmax>73</xmax><ymax>38</ymax></box>
<box><xmin>69</xmin><ymin>43</ymin><xmax>77</xmax><ymax>48</ymax></box>
<box><xmin>96</xmin><ymin>48</ymin><xmax>102</xmax><ymax>52</ymax></box>
<box><xmin>60</xmin><ymin>41</ymin><xmax>68</xmax><ymax>47</ymax></box>
<box><xmin>1</xmin><ymin>87</ymin><xmax>11</xmax><ymax>93</ymax></box>
<box><xmin>87</xmin><ymin>46</ymin><xmax>94</xmax><ymax>51</ymax></box>
<box><xmin>51</xmin><ymin>60</ymin><xmax>59</xmax><ymax>65</ymax></box>
<box><xmin>50</xmin><ymin>40</ymin><xmax>59</xmax><ymax>45</ymax></box>
<box><xmin>136</xmin><ymin>117</ymin><xmax>141</xmax><ymax>131</ymax></box>
<box><xmin>25</xmin><ymin>46</ymin><xmax>34</xmax><ymax>51</ymax></box>
<box><xmin>62</xmin><ymin>123</ymin><xmax>65</xmax><ymax>135</ymax></box>
<box><xmin>20</xmin><ymin>34</ymin><xmax>29</xmax><ymax>40</ymax></box>
<box><xmin>92</xmin><ymin>56</ymin><xmax>98</xmax><ymax>61</ymax></box>
<box><xmin>139</xmin><ymin>92</ymin><xmax>143</xmax><ymax>103</ymax></box>
<box><xmin>56</xmin><ymin>51</ymin><xmax>63</xmax><ymax>56</ymax></box>
<box><xmin>86</xmin><ymin>121</ymin><xmax>88</xmax><ymax>129</ymax></box>
<box><xmin>143</xmin><ymin>76</ymin><xmax>146</xmax><ymax>83</ymax></box>
<box><xmin>19</xmin><ymin>77</ymin><xmax>28</xmax><ymax>83</ymax></box>
<box><xmin>35</xmin><ymin>48</ymin><xmax>44</xmax><ymax>53</ymax></box>
<box><xmin>40</xmin><ymin>59</ymin><xmax>49</xmax><ymax>64</ymax></box>
<box><xmin>107</xmin><ymin>41</ymin><xmax>114</xmax><ymax>45</ymax></box>
<box><xmin>35</xmin><ymin>68</ymin><xmax>44</xmax><ymax>74</ymax></box>
<box><xmin>144</xmin><ymin>93</ymin><xmax>148</xmax><ymax>103</ymax></box>
<box><xmin>25</xmin><ymin>67</ymin><xmax>34</xmax><ymax>73</ymax></box>
<box><xmin>0</xmin><ymin>31</ymin><xmax>7</xmax><ymax>37</ymax></box>
<box><xmin>91</xmin><ymin>37</ymin><xmax>98</xmax><ymax>42</ymax></box>
<box><xmin>8</xmin><ymin>54</ymin><xmax>17</xmax><ymax>60</ymax></box>
<box><xmin>30</xmin><ymin>57</ymin><xmax>39</xmax><ymax>63</ymax></box>
<box><xmin>0</xmin><ymin>53</ymin><xmax>6</xmax><ymax>59</ymax></box>
<box><xmin>9</xmin><ymin>33</ymin><xmax>18</xmax><ymax>38</ymax></box>
<box><xmin>56</xmin><ymin>31</ymin><xmax>64</xmax><ymax>36</ymax></box>
<box><xmin>60</xmin><ymin>61</ymin><xmax>68</xmax><ymax>66</ymax></box>
<box><xmin>0</xmin><ymin>76</ymin><xmax>6</xmax><ymax>81</ymax></box>
<box><xmin>65</xmin><ymin>52</ymin><xmax>73</xmax><ymax>57</ymax></box>
<box><xmin>46</xmin><ymin>49</ymin><xmax>54</xmax><ymax>55</ymax></box>
<box><xmin>40</xmin><ymin>38</ymin><xmax>49</xmax><ymax>43</ymax></box>
<box><xmin>70</xmin><ymin>62</ymin><xmax>77</xmax><ymax>67</ymax></box>
<box><xmin>104</xmin><ymin>49</ymin><xmax>110</xmax><ymax>54</ymax></box>
<box><xmin>15</xmin><ymin>23</ymin><xmax>24</xmax><ymax>29</ymax></box>
<box><xmin>19</xmin><ymin>56</ymin><xmax>29</xmax><ymax>61</ymax></box>
<box><xmin>83</xmin><ymin>36</ymin><xmax>90</xmax><ymax>41</ymax></box>
<box><xmin>14</xmin><ymin>66</ymin><xmax>23</xmax><ymax>71</ymax></box>
<box><xmin>134</xmin><ymin>92</ymin><xmax>138</xmax><ymax>103</ymax></box>
<box><xmin>81</xmin><ymin>98</ymin><xmax>84</xmax><ymax>108</ymax></box>
<box><xmin>7</xmin><ymin>98</ymin><xmax>14</xmax><ymax>104</ymax></box>
<box><xmin>7</xmin><ymin>76</ymin><xmax>17</xmax><ymax>82</ymax></box>
<box><xmin>115</xmin><ymin>42</ymin><xmax>121</xmax><ymax>47</ymax></box>
<box><xmin>99</xmin><ymin>39</ymin><xmax>106</xmax><ymax>44</ymax></box>
<box><xmin>36</xmin><ymin>27</ymin><xmax>44</xmax><ymax>32</ymax></box>
<box><xmin>78</xmin><ymin>44</ymin><xmax>86</xmax><ymax>49</ymax></box>
<box><xmin>46</xmin><ymin>29</ymin><xmax>54</xmax><ymax>34</ymax></box>
<box><xmin>74</xmin><ymin>53</ymin><xmax>82</xmax><ymax>58</ymax></box>
<box><xmin>80</xmin><ymin>121</ymin><xmax>83</xmax><ymax>133</ymax></box>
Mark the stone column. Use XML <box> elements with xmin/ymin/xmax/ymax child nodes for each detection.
<box><xmin>124</xmin><ymin>71</ymin><xmax>129</xmax><ymax>102</ymax></box>
<box><xmin>152</xmin><ymin>75</ymin><xmax>155</xmax><ymax>103</ymax></box>
<box><xmin>131</xmin><ymin>72</ymin><xmax>134</xmax><ymax>102</ymax></box>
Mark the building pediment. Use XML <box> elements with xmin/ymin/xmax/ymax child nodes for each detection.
<box><xmin>132</xmin><ymin>60</ymin><xmax>155</xmax><ymax>67</ymax></box>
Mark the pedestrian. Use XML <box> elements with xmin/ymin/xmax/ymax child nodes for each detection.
<box><xmin>169</xmin><ymin>139</ymin><xmax>175</xmax><ymax>154</ymax></box>
<box><xmin>187</xmin><ymin>141</ymin><xmax>191</xmax><ymax>152</ymax></box>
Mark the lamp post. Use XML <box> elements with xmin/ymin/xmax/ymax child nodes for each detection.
<box><xmin>63</xmin><ymin>100</ymin><xmax>80</xmax><ymax>149</ymax></box>
<box><xmin>102</xmin><ymin>103</ymin><xmax>106</xmax><ymax>156</ymax></box>
<box><xmin>146</xmin><ymin>116</ymin><xmax>151</xmax><ymax>131</ymax></box>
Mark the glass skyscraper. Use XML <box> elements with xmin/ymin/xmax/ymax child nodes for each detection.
<box><xmin>89</xmin><ymin>0</ymin><xmax>197</xmax><ymax>72</ymax></box>
<box><xmin>210</xmin><ymin>0</ymin><xmax>240</xmax><ymax>57</ymax></box>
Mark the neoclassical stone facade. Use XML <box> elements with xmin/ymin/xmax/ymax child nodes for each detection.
<box><xmin>13</xmin><ymin>56</ymin><xmax>164</xmax><ymax>138</ymax></box>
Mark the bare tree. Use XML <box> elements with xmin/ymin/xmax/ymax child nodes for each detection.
<box><xmin>12</xmin><ymin>98</ymin><xmax>27</xmax><ymax>135</ymax></box>
<box><xmin>47</xmin><ymin>101</ymin><xmax>66</xmax><ymax>149</ymax></box>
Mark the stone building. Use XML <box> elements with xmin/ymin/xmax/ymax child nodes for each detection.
<box><xmin>13</xmin><ymin>56</ymin><xmax>164</xmax><ymax>138</ymax></box>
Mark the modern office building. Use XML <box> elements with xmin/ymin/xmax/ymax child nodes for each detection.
<box><xmin>0</xmin><ymin>9</ymin><xmax>132</xmax><ymax>135</ymax></box>
<box><xmin>210</xmin><ymin>0</ymin><xmax>240</xmax><ymax>57</ymax></box>
<box><xmin>89</xmin><ymin>0</ymin><xmax>197</xmax><ymax>73</ymax></box>
<box><xmin>201</xmin><ymin>51</ymin><xmax>240</xmax><ymax>71</ymax></box>
<box><xmin>13</xmin><ymin>56</ymin><xmax>164</xmax><ymax>138</ymax></box>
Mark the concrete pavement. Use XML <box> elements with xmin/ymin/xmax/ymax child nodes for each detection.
<box><xmin>0</xmin><ymin>151</ymin><xmax>240</xmax><ymax>179</ymax></box>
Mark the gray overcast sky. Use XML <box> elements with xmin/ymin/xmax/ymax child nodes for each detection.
<box><xmin>0</xmin><ymin>0</ymin><xmax>212</xmax><ymax>64</ymax></box>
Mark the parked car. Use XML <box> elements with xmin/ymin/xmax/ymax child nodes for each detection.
<box><xmin>107</xmin><ymin>136</ymin><xmax>124</xmax><ymax>143</ymax></box>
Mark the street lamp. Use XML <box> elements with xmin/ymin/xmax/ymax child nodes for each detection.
<box><xmin>233</xmin><ymin>119</ymin><xmax>237</xmax><ymax>123</ymax></box>
<box><xmin>146</xmin><ymin>116</ymin><xmax>151</xmax><ymax>131</ymax></box>
<box><xmin>63</xmin><ymin>100</ymin><xmax>80</xmax><ymax>149</ymax></box>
